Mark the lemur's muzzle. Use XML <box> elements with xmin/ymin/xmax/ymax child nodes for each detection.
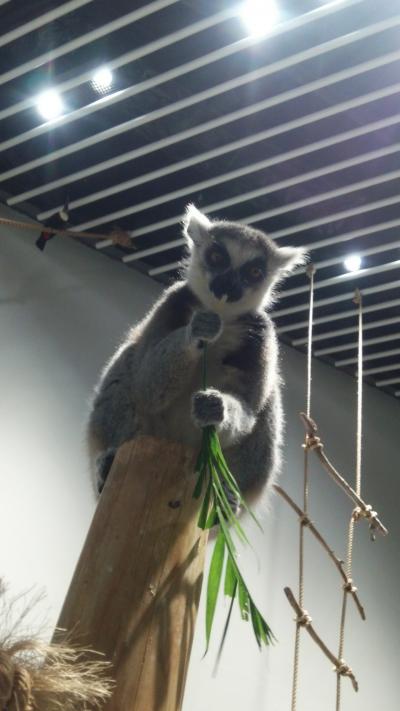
<box><xmin>210</xmin><ymin>270</ymin><xmax>243</xmax><ymax>303</ymax></box>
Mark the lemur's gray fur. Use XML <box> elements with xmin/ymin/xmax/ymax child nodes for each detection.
<box><xmin>87</xmin><ymin>205</ymin><xmax>306</xmax><ymax>501</ymax></box>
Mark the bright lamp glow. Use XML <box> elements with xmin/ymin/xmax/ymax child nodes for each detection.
<box><xmin>344</xmin><ymin>254</ymin><xmax>362</xmax><ymax>272</ymax></box>
<box><xmin>240</xmin><ymin>0</ymin><xmax>279</xmax><ymax>37</ymax></box>
<box><xmin>36</xmin><ymin>89</ymin><xmax>64</xmax><ymax>120</ymax></box>
<box><xmin>91</xmin><ymin>66</ymin><xmax>113</xmax><ymax>94</ymax></box>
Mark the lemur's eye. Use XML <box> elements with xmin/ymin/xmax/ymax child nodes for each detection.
<box><xmin>209</xmin><ymin>250</ymin><xmax>224</xmax><ymax>265</ymax></box>
<box><xmin>241</xmin><ymin>259</ymin><xmax>266</xmax><ymax>284</ymax></box>
<box><xmin>249</xmin><ymin>266</ymin><xmax>263</xmax><ymax>280</ymax></box>
<box><xmin>206</xmin><ymin>245</ymin><xmax>230</xmax><ymax>270</ymax></box>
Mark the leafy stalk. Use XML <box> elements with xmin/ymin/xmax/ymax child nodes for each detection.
<box><xmin>194</xmin><ymin>344</ymin><xmax>275</xmax><ymax>655</ymax></box>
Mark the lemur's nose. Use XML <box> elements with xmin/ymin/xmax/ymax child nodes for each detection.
<box><xmin>210</xmin><ymin>270</ymin><xmax>243</xmax><ymax>302</ymax></box>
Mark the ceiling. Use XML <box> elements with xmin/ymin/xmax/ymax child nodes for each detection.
<box><xmin>1</xmin><ymin>0</ymin><xmax>400</xmax><ymax>400</ymax></box>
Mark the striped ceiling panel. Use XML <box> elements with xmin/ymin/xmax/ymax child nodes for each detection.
<box><xmin>1</xmin><ymin>0</ymin><xmax>399</xmax><ymax>398</ymax></box>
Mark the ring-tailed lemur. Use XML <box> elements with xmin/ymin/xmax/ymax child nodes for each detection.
<box><xmin>87</xmin><ymin>205</ymin><xmax>306</xmax><ymax>502</ymax></box>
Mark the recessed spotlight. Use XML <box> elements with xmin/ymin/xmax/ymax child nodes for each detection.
<box><xmin>240</xmin><ymin>0</ymin><xmax>279</xmax><ymax>37</ymax></box>
<box><xmin>91</xmin><ymin>66</ymin><xmax>113</xmax><ymax>94</ymax></box>
<box><xmin>36</xmin><ymin>89</ymin><xmax>64</xmax><ymax>121</ymax></box>
<box><xmin>344</xmin><ymin>254</ymin><xmax>362</xmax><ymax>272</ymax></box>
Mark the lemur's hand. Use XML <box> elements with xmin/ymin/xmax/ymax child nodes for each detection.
<box><xmin>190</xmin><ymin>310</ymin><xmax>222</xmax><ymax>343</ymax></box>
<box><xmin>192</xmin><ymin>388</ymin><xmax>225</xmax><ymax>427</ymax></box>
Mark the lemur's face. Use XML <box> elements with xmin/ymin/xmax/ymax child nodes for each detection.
<box><xmin>183</xmin><ymin>205</ymin><xmax>306</xmax><ymax>317</ymax></box>
<box><xmin>196</xmin><ymin>232</ymin><xmax>270</xmax><ymax>315</ymax></box>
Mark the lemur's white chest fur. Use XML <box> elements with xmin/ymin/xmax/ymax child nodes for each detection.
<box><xmin>139</xmin><ymin>317</ymin><xmax>245</xmax><ymax>447</ymax></box>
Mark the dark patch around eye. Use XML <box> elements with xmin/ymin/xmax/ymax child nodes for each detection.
<box><xmin>205</xmin><ymin>243</ymin><xmax>231</xmax><ymax>271</ymax></box>
<box><xmin>240</xmin><ymin>257</ymin><xmax>267</xmax><ymax>285</ymax></box>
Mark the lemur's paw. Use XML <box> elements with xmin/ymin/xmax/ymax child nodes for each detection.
<box><xmin>192</xmin><ymin>388</ymin><xmax>225</xmax><ymax>427</ymax></box>
<box><xmin>190</xmin><ymin>310</ymin><xmax>222</xmax><ymax>343</ymax></box>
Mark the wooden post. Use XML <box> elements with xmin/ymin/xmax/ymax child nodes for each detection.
<box><xmin>56</xmin><ymin>436</ymin><xmax>207</xmax><ymax>711</ymax></box>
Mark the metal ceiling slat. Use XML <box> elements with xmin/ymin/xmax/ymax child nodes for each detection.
<box><xmin>149</xmin><ymin>261</ymin><xmax>182</xmax><ymax>277</ymax></box>
<box><xmin>0</xmin><ymin>0</ymin><xmax>93</xmax><ymax>49</ymax></box>
<box><xmin>295</xmin><ymin>238</ymin><xmax>400</xmax><ymax>277</ymax></box>
<box><xmin>364</xmin><ymin>363</ymin><xmax>400</xmax><ymax>376</ymax></box>
<box><xmin>293</xmin><ymin>316</ymin><xmax>400</xmax><ymax>346</ymax></box>
<box><xmin>284</xmin><ymin>258</ymin><xmax>400</xmax><ymax>300</ymax></box>
<box><xmin>336</xmin><ymin>347</ymin><xmax>400</xmax><ymax>367</ymax></box>
<box><xmin>37</xmin><ymin>112</ymin><xmax>400</xmax><ymax>223</ymax></box>
<box><xmin>119</xmin><ymin>179</ymin><xmax>400</xmax><ymax>271</ymax></box>
<box><xmin>29</xmin><ymin>85</ymin><xmax>400</xmax><ymax>217</ymax></box>
<box><xmin>114</xmin><ymin>139</ymin><xmax>400</xmax><ymax>259</ymax></box>
<box><xmin>376</xmin><ymin>376</ymin><xmax>400</xmax><ymax>386</ymax></box>
<box><xmin>5</xmin><ymin>49</ymin><xmax>400</xmax><ymax>196</ymax></box>
<box><xmin>140</xmin><ymin>221</ymin><xmax>400</xmax><ymax>276</ymax></box>
<box><xmin>315</xmin><ymin>333</ymin><xmax>400</xmax><ymax>357</ymax></box>
<box><xmin>1</xmin><ymin>0</ymin><xmax>359</xmax><ymax>122</ymax></box>
<box><xmin>0</xmin><ymin>0</ymin><xmax>225</xmax><ymax>93</ymax></box>
<box><xmin>0</xmin><ymin>6</ymin><xmax>395</xmax><ymax>156</ymax></box>
<box><xmin>278</xmin><ymin>299</ymin><xmax>400</xmax><ymax>335</ymax></box>
<box><xmin>96</xmin><ymin>192</ymin><xmax>400</xmax><ymax>258</ymax></box>
<box><xmin>274</xmin><ymin>279</ymin><xmax>400</xmax><ymax>318</ymax></box>
<box><xmin>74</xmin><ymin>144</ymin><xmax>400</xmax><ymax>234</ymax></box>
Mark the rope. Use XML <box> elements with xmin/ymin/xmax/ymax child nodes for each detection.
<box><xmin>336</xmin><ymin>290</ymin><xmax>363</xmax><ymax>711</ymax></box>
<box><xmin>291</xmin><ymin>264</ymin><xmax>315</xmax><ymax>711</ymax></box>
<box><xmin>0</xmin><ymin>215</ymin><xmax>132</xmax><ymax>244</ymax></box>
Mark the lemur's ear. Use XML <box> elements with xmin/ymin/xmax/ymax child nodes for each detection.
<box><xmin>183</xmin><ymin>204</ymin><xmax>212</xmax><ymax>245</ymax></box>
<box><xmin>274</xmin><ymin>245</ymin><xmax>308</xmax><ymax>274</ymax></box>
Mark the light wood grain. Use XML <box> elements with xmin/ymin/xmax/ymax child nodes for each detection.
<box><xmin>56</xmin><ymin>436</ymin><xmax>206</xmax><ymax>711</ymax></box>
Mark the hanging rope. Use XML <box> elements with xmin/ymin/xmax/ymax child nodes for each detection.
<box><xmin>0</xmin><ymin>216</ymin><xmax>133</xmax><ymax>246</ymax></box>
<box><xmin>336</xmin><ymin>289</ymin><xmax>363</xmax><ymax>711</ymax></box>
<box><xmin>291</xmin><ymin>263</ymin><xmax>315</xmax><ymax>711</ymax></box>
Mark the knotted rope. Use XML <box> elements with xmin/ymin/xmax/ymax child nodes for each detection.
<box><xmin>336</xmin><ymin>289</ymin><xmax>364</xmax><ymax>711</ymax></box>
<box><xmin>291</xmin><ymin>263</ymin><xmax>315</xmax><ymax>711</ymax></box>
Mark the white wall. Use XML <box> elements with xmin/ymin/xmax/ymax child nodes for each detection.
<box><xmin>1</xmin><ymin>205</ymin><xmax>399</xmax><ymax>709</ymax></box>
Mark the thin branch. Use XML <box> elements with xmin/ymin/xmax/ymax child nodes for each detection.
<box><xmin>284</xmin><ymin>587</ymin><xmax>359</xmax><ymax>693</ymax></box>
<box><xmin>300</xmin><ymin>413</ymin><xmax>388</xmax><ymax>537</ymax></box>
<box><xmin>274</xmin><ymin>486</ymin><xmax>366</xmax><ymax>620</ymax></box>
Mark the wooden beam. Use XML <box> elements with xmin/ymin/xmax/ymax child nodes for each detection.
<box><xmin>55</xmin><ymin>435</ymin><xmax>206</xmax><ymax>711</ymax></box>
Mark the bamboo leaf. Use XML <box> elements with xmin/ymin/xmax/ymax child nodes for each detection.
<box><xmin>205</xmin><ymin>505</ymin><xmax>219</xmax><ymax>529</ymax></box>
<box><xmin>224</xmin><ymin>553</ymin><xmax>237</xmax><ymax>598</ymax></box>
<box><xmin>238</xmin><ymin>578</ymin><xmax>249</xmax><ymax>621</ymax></box>
<box><xmin>193</xmin><ymin>463</ymin><xmax>206</xmax><ymax>499</ymax></box>
<box><xmin>217</xmin><ymin>506</ymin><xmax>238</xmax><ymax>559</ymax></box>
<box><xmin>212</xmin><ymin>447</ymin><xmax>263</xmax><ymax>533</ymax></box>
<box><xmin>211</xmin><ymin>465</ymin><xmax>249</xmax><ymax>544</ymax></box>
<box><xmin>197</xmin><ymin>479</ymin><xmax>212</xmax><ymax>529</ymax></box>
<box><xmin>249</xmin><ymin>600</ymin><xmax>275</xmax><ymax>647</ymax></box>
<box><xmin>205</xmin><ymin>529</ymin><xmax>226</xmax><ymax>653</ymax></box>
<box><xmin>213</xmin><ymin>583</ymin><xmax>237</xmax><ymax>676</ymax></box>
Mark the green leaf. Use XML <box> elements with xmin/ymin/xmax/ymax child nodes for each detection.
<box><xmin>213</xmin><ymin>583</ymin><xmax>237</xmax><ymax>676</ymax></box>
<box><xmin>238</xmin><ymin>578</ymin><xmax>250</xmax><ymax>621</ymax></box>
<box><xmin>224</xmin><ymin>553</ymin><xmax>237</xmax><ymax>598</ymax></box>
<box><xmin>205</xmin><ymin>529</ymin><xmax>226</xmax><ymax>653</ymax></box>
<box><xmin>193</xmin><ymin>463</ymin><xmax>206</xmax><ymax>499</ymax></box>
<box><xmin>197</xmin><ymin>478</ymin><xmax>212</xmax><ymax>529</ymax></box>
<box><xmin>205</xmin><ymin>505</ymin><xmax>219</xmax><ymax>529</ymax></box>
<box><xmin>249</xmin><ymin>599</ymin><xmax>275</xmax><ymax>647</ymax></box>
<box><xmin>218</xmin><ymin>511</ymin><xmax>238</xmax><ymax>562</ymax></box>
<box><xmin>210</xmin><ymin>465</ymin><xmax>249</xmax><ymax>544</ymax></box>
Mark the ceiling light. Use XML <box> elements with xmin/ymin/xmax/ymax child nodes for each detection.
<box><xmin>91</xmin><ymin>66</ymin><xmax>113</xmax><ymax>94</ymax></box>
<box><xmin>240</xmin><ymin>0</ymin><xmax>279</xmax><ymax>37</ymax></box>
<box><xmin>36</xmin><ymin>89</ymin><xmax>64</xmax><ymax>121</ymax></box>
<box><xmin>344</xmin><ymin>254</ymin><xmax>362</xmax><ymax>272</ymax></box>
